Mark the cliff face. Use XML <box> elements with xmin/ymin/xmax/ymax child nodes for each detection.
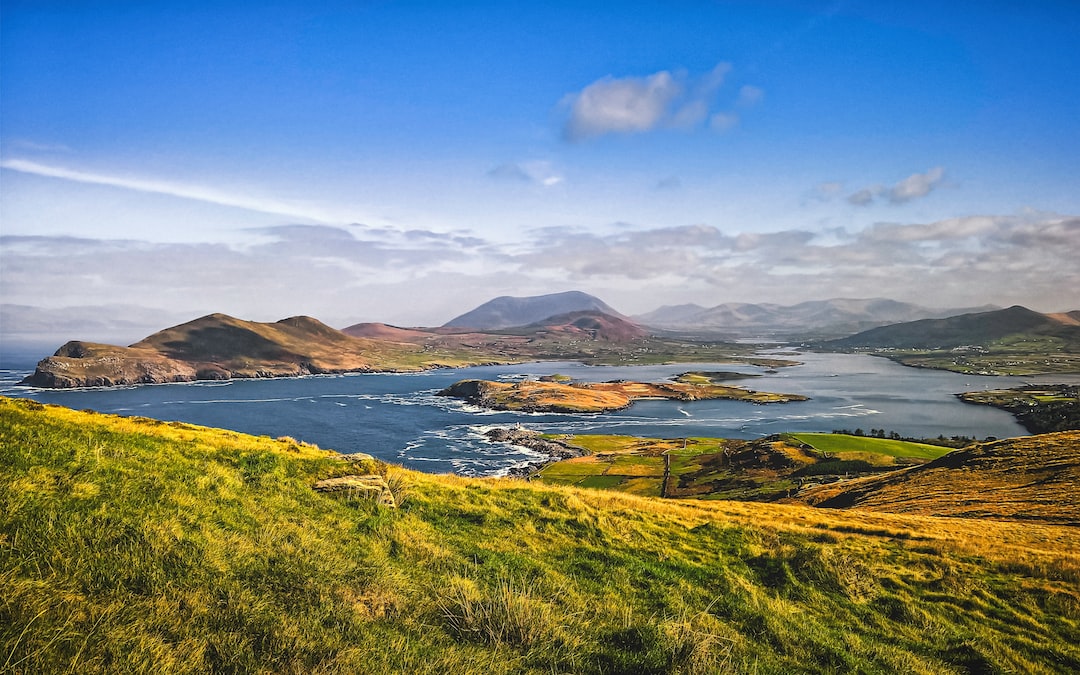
<box><xmin>23</xmin><ymin>342</ymin><xmax>199</xmax><ymax>388</ymax></box>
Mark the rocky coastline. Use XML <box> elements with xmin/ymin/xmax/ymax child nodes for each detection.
<box><xmin>484</xmin><ymin>427</ymin><xmax>587</xmax><ymax>478</ymax></box>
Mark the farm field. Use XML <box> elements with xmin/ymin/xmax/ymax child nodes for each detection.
<box><xmin>535</xmin><ymin>433</ymin><xmax>951</xmax><ymax>501</ymax></box>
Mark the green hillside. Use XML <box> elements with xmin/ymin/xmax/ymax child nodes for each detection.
<box><xmin>536</xmin><ymin>433</ymin><xmax>951</xmax><ymax>501</ymax></box>
<box><xmin>816</xmin><ymin>306</ymin><xmax>1080</xmax><ymax>375</ymax></box>
<box><xmin>2</xmin><ymin>397</ymin><xmax>1079</xmax><ymax>673</ymax></box>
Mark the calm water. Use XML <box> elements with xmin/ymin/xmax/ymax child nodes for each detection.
<box><xmin>0</xmin><ymin>350</ymin><xmax>1042</xmax><ymax>476</ymax></box>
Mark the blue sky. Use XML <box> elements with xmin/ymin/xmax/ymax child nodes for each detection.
<box><xmin>2</xmin><ymin>1</ymin><xmax>1079</xmax><ymax>340</ymax></box>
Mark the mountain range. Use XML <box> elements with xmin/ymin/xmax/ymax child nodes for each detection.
<box><xmin>635</xmin><ymin>298</ymin><xmax>1001</xmax><ymax>335</ymax></box>
<box><xmin>18</xmin><ymin>291</ymin><xmax>1080</xmax><ymax>388</ymax></box>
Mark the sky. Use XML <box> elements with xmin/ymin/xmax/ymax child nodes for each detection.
<box><xmin>2</xmin><ymin>0</ymin><xmax>1079</xmax><ymax>344</ymax></box>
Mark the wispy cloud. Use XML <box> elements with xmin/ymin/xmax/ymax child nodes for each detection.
<box><xmin>486</xmin><ymin>161</ymin><xmax>563</xmax><ymax>187</ymax></box>
<box><xmin>561</xmin><ymin>63</ymin><xmax>761</xmax><ymax>141</ymax></box>
<box><xmin>0</xmin><ymin>158</ymin><xmax>341</xmax><ymax>222</ymax></box>
<box><xmin>845</xmin><ymin>167</ymin><xmax>946</xmax><ymax>206</ymax></box>
<box><xmin>736</xmin><ymin>85</ymin><xmax>764</xmax><ymax>107</ymax></box>
<box><xmin>887</xmin><ymin>166</ymin><xmax>945</xmax><ymax>203</ymax></box>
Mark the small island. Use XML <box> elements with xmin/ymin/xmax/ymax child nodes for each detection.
<box><xmin>437</xmin><ymin>373</ymin><xmax>808</xmax><ymax>414</ymax></box>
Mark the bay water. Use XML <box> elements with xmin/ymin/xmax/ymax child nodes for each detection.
<box><xmin>0</xmin><ymin>351</ymin><xmax>1041</xmax><ymax>476</ymax></box>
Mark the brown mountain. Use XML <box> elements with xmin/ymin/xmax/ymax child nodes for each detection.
<box><xmin>340</xmin><ymin>322</ymin><xmax>432</xmax><ymax>341</ymax></box>
<box><xmin>22</xmin><ymin>313</ymin><xmax>467</xmax><ymax>388</ymax></box>
<box><xmin>512</xmin><ymin>310</ymin><xmax>649</xmax><ymax>342</ymax></box>
<box><xmin>789</xmin><ymin>431</ymin><xmax>1080</xmax><ymax>525</ymax></box>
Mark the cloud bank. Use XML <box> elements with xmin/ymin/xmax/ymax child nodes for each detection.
<box><xmin>3</xmin><ymin>212</ymin><xmax>1075</xmax><ymax>343</ymax></box>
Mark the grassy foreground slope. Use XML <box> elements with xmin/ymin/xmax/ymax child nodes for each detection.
<box><xmin>2</xmin><ymin>398</ymin><xmax>1079</xmax><ymax>674</ymax></box>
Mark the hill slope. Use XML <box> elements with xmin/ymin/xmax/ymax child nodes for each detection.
<box><xmin>2</xmin><ymin>397</ymin><xmax>1079</xmax><ymax>673</ymax></box>
<box><xmin>443</xmin><ymin>291</ymin><xmax>625</xmax><ymax>330</ymax></box>
<box><xmin>821</xmin><ymin>305</ymin><xmax>1079</xmax><ymax>349</ymax></box>
<box><xmin>23</xmin><ymin>313</ymin><xmax>493</xmax><ymax>388</ymax></box>
<box><xmin>515</xmin><ymin>310</ymin><xmax>648</xmax><ymax>341</ymax></box>
<box><xmin>792</xmin><ymin>432</ymin><xmax>1080</xmax><ymax>524</ymax></box>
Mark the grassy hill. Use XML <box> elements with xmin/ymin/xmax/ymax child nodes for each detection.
<box><xmin>818</xmin><ymin>306</ymin><xmax>1080</xmax><ymax>375</ymax></box>
<box><xmin>791</xmin><ymin>432</ymin><xmax>1080</xmax><ymax>524</ymax></box>
<box><xmin>2</xmin><ymin>397</ymin><xmax>1079</xmax><ymax>673</ymax></box>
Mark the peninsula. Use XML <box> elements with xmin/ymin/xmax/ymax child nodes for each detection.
<box><xmin>21</xmin><ymin>313</ymin><xmax>505</xmax><ymax>388</ymax></box>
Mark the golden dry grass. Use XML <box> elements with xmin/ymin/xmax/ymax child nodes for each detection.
<box><xmin>792</xmin><ymin>432</ymin><xmax>1080</xmax><ymax>525</ymax></box>
<box><xmin>4</xmin><ymin>397</ymin><xmax>1080</xmax><ymax>673</ymax></box>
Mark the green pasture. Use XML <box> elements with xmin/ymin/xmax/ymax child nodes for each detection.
<box><xmin>789</xmin><ymin>433</ymin><xmax>952</xmax><ymax>460</ymax></box>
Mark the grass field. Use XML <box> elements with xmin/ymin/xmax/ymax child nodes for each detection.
<box><xmin>788</xmin><ymin>433</ymin><xmax>952</xmax><ymax>460</ymax></box>
<box><xmin>3</xmin><ymin>397</ymin><xmax>1079</xmax><ymax>673</ymax></box>
<box><xmin>535</xmin><ymin>433</ymin><xmax>951</xmax><ymax>501</ymax></box>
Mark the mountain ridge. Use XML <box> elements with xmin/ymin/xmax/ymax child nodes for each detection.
<box><xmin>636</xmin><ymin>297</ymin><xmax>1000</xmax><ymax>335</ymax></box>
<box><xmin>21</xmin><ymin>313</ymin><xmax>491</xmax><ymax>388</ymax></box>
<box><xmin>820</xmin><ymin>305</ymin><xmax>1080</xmax><ymax>349</ymax></box>
<box><xmin>442</xmin><ymin>291</ymin><xmax>626</xmax><ymax>330</ymax></box>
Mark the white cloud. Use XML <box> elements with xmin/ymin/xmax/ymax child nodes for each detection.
<box><xmin>846</xmin><ymin>167</ymin><xmax>946</xmax><ymax>206</ymax></box>
<box><xmin>0</xmin><ymin>158</ymin><xmax>342</xmax><ymax>222</ymax></box>
<box><xmin>563</xmin><ymin>70</ymin><xmax>682</xmax><ymax>140</ymax></box>
<box><xmin>562</xmin><ymin>63</ymin><xmax>760</xmax><ymax>141</ymax></box>
<box><xmin>888</xmin><ymin>166</ymin><xmax>945</xmax><ymax>203</ymax></box>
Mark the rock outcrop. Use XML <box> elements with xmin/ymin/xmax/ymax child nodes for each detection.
<box><xmin>313</xmin><ymin>474</ymin><xmax>397</xmax><ymax>508</ymax></box>
<box><xmin>484</xmin><ymin>427</ymin><xmax>587</xmax><ymax>478</ymax></box>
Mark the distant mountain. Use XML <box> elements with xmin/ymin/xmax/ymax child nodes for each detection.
<box><xmin>22</xmin><ymin>313</ymin><xmax>470</xmax><ymax>388</ymax></box>
<box><xmin>635</xmin><ymin>298</ymin><xmax>1000</xmax><ymax>336</ymax></box>
<box><xmin>513</xmin><ymin>310</ymin><xmax>648</xmax><ymax>342</ymax></box>
<box><xmin>792</xmin><ymin>432</ymin><xmax>1080</xmax><ymax>525</ymax></box>
<box><xmin>635</xmin><ymin>303</ymin><xmax>708</xmax><ymax>326</ymax></box>
<box><xmin>443</xmin><ymin>291</ymin><xmax>625</xmax><ymax>330</ymax></box>
<box><xmin>821</xmin><ymin>305</ymin><xmax>1080</xmax><ymax>349</ymax></box>
<box><xmin>341</xmin><ymin>322</ymin><xmax>432</xmax><ymax>341</ymax></box>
